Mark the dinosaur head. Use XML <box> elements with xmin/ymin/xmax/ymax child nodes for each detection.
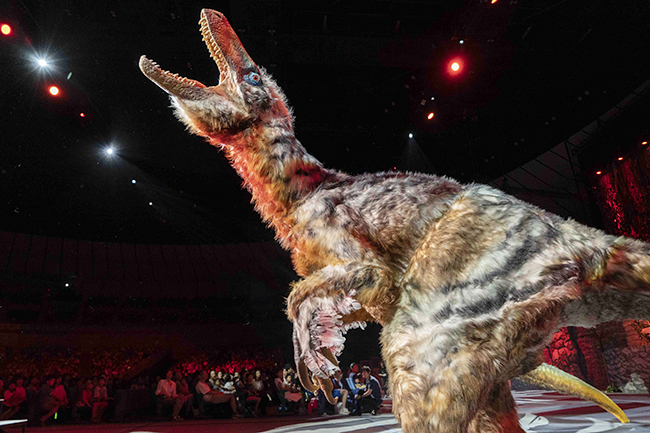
<box><xmin>140</xmin><ymin>9</ymin><xmax>285</xmax><ymax>138</ymax></box>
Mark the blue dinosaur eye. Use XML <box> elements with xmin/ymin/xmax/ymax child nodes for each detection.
<box><xmin>243</xmin><ymin>72</ymin><xmax>262</xmax><ymax>86</ymax></box>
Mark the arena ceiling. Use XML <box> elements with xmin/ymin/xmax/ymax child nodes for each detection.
<box><xmin>2</xmin><ymin>0</ymin><xmax>649</xmax><ymax>244</ymax></box>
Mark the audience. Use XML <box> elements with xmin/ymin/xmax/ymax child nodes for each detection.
<box><xmin>195</xmin><ymin>371</ymin><xmax>241</xmax><ymax>419</ymax></box>
<box><xmin>0</xmin><ymin>378</ymin><xmax>26</xmax><ymax>420</ymax></box>
<box><xmin>0</xmin><ymin>346</ymin><xmax>387</xmax><ymax>425</ymax></box>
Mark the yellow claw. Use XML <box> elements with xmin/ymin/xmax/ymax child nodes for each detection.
<box><xmin>519</xmin><ymin>363</ymin><xmax>629</xmax><ymax>424</ymax></box>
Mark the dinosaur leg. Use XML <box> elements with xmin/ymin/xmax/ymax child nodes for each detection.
<box><xmin>468</xmin><ymin>382</ymin><xmax>523</xmax><ymax>433</ymax></box>
<box><xmin>381</xmin><ymin>312</ymin><xmax>515</xmax><ymax>433</ymax></box>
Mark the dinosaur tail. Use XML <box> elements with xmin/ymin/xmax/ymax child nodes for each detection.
<box><xmin>518</xmin><ymin>363</ymin><xmax>629</xmax><ymax>424</ymax></box>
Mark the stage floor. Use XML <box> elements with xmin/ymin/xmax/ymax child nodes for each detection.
<box><xmin>6</xmin><ymin>391</ymin><xmax>650</xmax><ymax>433</ymax></box>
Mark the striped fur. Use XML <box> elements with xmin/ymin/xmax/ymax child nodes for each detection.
<box><xmin>141</xmin><ymin>9</ymin><xmax>650</xmax><ymax>432</ymax></box>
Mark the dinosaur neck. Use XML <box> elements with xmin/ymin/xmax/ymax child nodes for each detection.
<box><xmin>211</xmin><ymin>117</ymin><xmax>329</xmax><ymax>246</ymax></box>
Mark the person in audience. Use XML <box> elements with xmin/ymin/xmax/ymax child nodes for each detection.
<box><xmin>75</xmin><ymin>380</ymin><xmax>94</xmax><ymax>420</ymax></box>
<box><xmin>195</xmin><ymin>371</ymin><xmax>241</xmax><ymax>419</ymax></box>
<box><xmin>208</xmin><ymin>370</ymin><xmax>219</xmax><ymax>390</ymax></box>
<box><xmin>92</xmin><ymin>378</ymin><xmax>109</xmax><ymax>423</ymax></box>
<box><xmin>273</xmin><ymin>369</ymin><xmax>288</xmax><ymax>412</ymax></box>
<box><xmin>40</xmin><ymin>376</ymin><xmax>62</xmax><ymax>425</ymax></box>
<box><xmin>378</xmin><ymin>360</ymin><xmax>389</xmax><ymax>396</ymax></box>
<box><xmin>331</xmin><ymin>377</ymin><xmax>349</xmax><ymax>415</ymax></box>
<box><xmin>350</xmin><ymin>366</ymin><xmax>382</xmax><ymax>416</ymax></box>
<box><xmin>53</xmin><ymin>376</ymin><xmax>68</xmax><ymax>406</ymax></box>
<box><xmin>252</xmin><ymin>370</ymin><xmax>271</xmax><ymax>412</ymax></box>
<box><xmin>277</xmin><ymin>369</ymin><xmax>304</xmax><ymax>413</ymax></box>
<box><xmin>176</xmin><ymin>376</ymin><xmax>194</xmax><ymax>418</ymax></box>
<box><xmin>155</xmin><ymin>370</ymin><xmax>184</xmax><ymax>420</ymax></box>
<box><xmin>244</xmin><ymin>372</ymin><xmax>262</xmax><ymax>416</ymax></box>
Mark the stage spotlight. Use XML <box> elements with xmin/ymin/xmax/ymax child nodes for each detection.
<box><xmin>427</xmin><ymin>112</ymin><xmax>435</xmax><ymax>120</ymax></box>
<box><xmin>79</xmin><ymin>112</ymin><xmax>85</xmax><ymax>117</ymax></box>
<box><xmin>491</xmin><ymin>0</ymin><xmax>498</xmax><ymax>3</ymax></box>
<box><xmin>48</xmin><ymin>85</ymin><xmax>60</xmax><ymax>96</ymax></box>
<box><xmin>596</xmin><ymin>171</ymin><xmax>602</xmax><ymax>175</ymax></box>
<box><xmin>1</xmin><ymin>24</ymin><xmax>12</xmax><ymax>36</ymax></box>
<box><xmin>642</xmin><ymin>141</ymin><xmax>648</xmax><ymax>145</ymax></box>
<box><xmin>106</xmin><ymin>147</ymin><xmax>115</xmax><ymax>156</ymax></box>
<box><xmin>149</xmin><ymin>202</ymin><xmax>153</xmax><ymax>206</ymax></box>
<box><xmin>617</xmin><ymin>157</ymin><xmax>623</xmax><ymax>161</ymax></box>
<box><xmin>38</xmin><ymin>59</ymin><xmax>48</xmax><ymax>67</ymax></box>
<box><xmin>409</xmin><ymin>133</ymin><xmax>413</xmax><ymax>138</ymax></box>
<box><xmin>131</xmin><ymin>179</ymin><xmax>136</xmax><ymax>184</ymax></box>
<box><xmin>451</xmin><ymin>62</ymin><xmax>460</xmax><ymax>72</ymax></box>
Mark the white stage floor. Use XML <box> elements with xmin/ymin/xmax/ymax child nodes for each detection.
<box><xmin>260</xmin><ymin>391</ymin><xmax>650</xmax><ymax>433</ymax></box>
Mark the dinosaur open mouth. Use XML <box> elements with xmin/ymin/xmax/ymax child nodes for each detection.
<box><xmin>140</xmin><ymin>9</ymin><xmax>256</xmax><ymax>99</ymax></box>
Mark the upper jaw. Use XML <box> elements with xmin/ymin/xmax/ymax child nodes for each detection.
<box><xmin>139</xmin><ymin>8</ymin><xmax>258</xmax><ymax>100</ymax></box>
<box><xmin>199</xmin><ymin>9</ymin><xmax>259</xmax><ymax>85</ymax></box>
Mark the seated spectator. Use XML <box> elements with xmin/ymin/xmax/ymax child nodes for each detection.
<box><xmin>244</xmin><ymin>372</ymin><xmax>261</xmax><ymax>416</ymax></box>
<box><xmin>350</xmin><ymin>366</ymin><xmax>381</xmax><ymax>416</ymax></box>
<box><xmin>155</xmin><ymin>370</ymin><xmax>184</xmax><ymax>420</ymax></box>
<box><xmin>40</xmin><ymin>376</ymin><xmax>62</xmax><ymax>425</ymax></box>
<box><xmin>378</xmin><ymin>360</ymin><xmax>389</xmax><ymax>396</ymax></box>
<box><xmin>75</xmin><ymin>380</ymin><xmax>94</xmax><ymax>420</ymax></box>
<box><xmin>331</xmin><ymin>377</ymin><xmax>349</xmax><ymax>414</ymax></box>
<box><xmin>208</xmin><ymin>370</ymin><xmax>219</xmax><ymax>390</ymax></box>
<box><xmin>252</xmin><ymin>370</ymin><xmax>272</xmax><ymax>410</ymax></box>
<box><xmin>195</xmin><ymin>371</ymin><xmax>241</xmax><ymax>419</ymax></box>
<box><xmin>275</xmin><ymin>369</ymin><xmax>304</xmax><ymax>413</ymax></box>
<box><xmin>92</xmin><ymin>378</ymin><xmax>109</xmax><ymax>423</ymax></box>
<box><xmin>1</xmin><ymin>378</ymin><xmax>27</xmax><ymax>420</ymax></box>
<box><xmin>175</xmin><ymin>375</ymin><xmax>194</xmax><ymax>418</ymax></box>
<box><xmin>273</xmin><ymin>369</ymin><xmax>288</xmax><ymax>412</ymax></box>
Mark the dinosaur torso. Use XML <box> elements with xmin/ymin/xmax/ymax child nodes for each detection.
<box><xmin>289</xmin><ymin>173</ymin><xmax>463</xmax><ymax>297</ymax></box>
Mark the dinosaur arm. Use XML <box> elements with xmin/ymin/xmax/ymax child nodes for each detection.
<box><xmin>287</xmin><ymin>261</ymin><xmax>394</xmax><ymax>380</ymax></box>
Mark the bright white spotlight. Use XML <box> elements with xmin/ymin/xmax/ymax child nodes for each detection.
<box><xmin>149</xmin><ymin>202</ymin><xmax>153</xmax><ymax>206</ymax></box>
<box><xmin>131</xmin><ymin>179</ymin><xmax>136</xmax><ymax>184</ymax></box>
<box><xmin>37</xmin><ymin>58</ymin><xmax>48</xmax><ymax>67</ymax></box>
<box><xmin>409</xmin><ymin>133</ymin><xmax>413</xmax><ymax>138</ymax></box>
<box><xmin>106</xmin><ymin>147</ymin><xmax>114</xmax><ymax>155</ymax></box>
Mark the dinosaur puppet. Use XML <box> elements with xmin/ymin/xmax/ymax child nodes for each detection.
<box><xmin>139</xmin><ymin>9</ymin><xmax>647</xmax><ymax>432</ymax></box>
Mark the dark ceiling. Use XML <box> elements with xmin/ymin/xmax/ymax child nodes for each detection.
<box><xmin>1</xmin><ymin>0</ymin><xmax>649</xmax><ymax>245</ymax></box>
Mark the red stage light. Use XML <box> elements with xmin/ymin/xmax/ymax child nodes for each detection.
<box><xmin>596</xmin><ymin>171</ymin><xmax>602</xmax><ymax>175</ymax></box>
<box><xmin>642</xmin><ymin>141</ymin><xmax>648</xmax><ymax>145</ymax></box>
<box><xmin>48</xmin><ymin>86</ymin><xmax>60</xmax><ymax>96</ymax></box>
<box><xmin>1</xmin><ymin>24</ymin><xmax>11</xmax><ymax>36</ymax></box>
<box><xmin>427</xmin><ymin>112</ymin><xmax>435</xmax><ymax>120</ymax></box>
<box><xmin>491</xmin><ymin>0</ymin><xmax>498</xmax><ymax>4</ymax></box>
<box><xmin>617</xmin><ymin>157</ymin><xmax>623</xmax><ymax>161</ymax></box>
<box><xmin>80</xmin><ymin>112</ymin><xmax>85</xmax><ymax>117</ymax></box>
<box><xmin>451</xmin><ymin>62</ymin><xmax>460</xmax><ymax>72</ymax></box>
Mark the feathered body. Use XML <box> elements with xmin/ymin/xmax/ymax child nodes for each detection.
<box><xmin>140</xmin><ymin>9</ymin><xmax>649</xmax><ymax>432</ymax></box>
